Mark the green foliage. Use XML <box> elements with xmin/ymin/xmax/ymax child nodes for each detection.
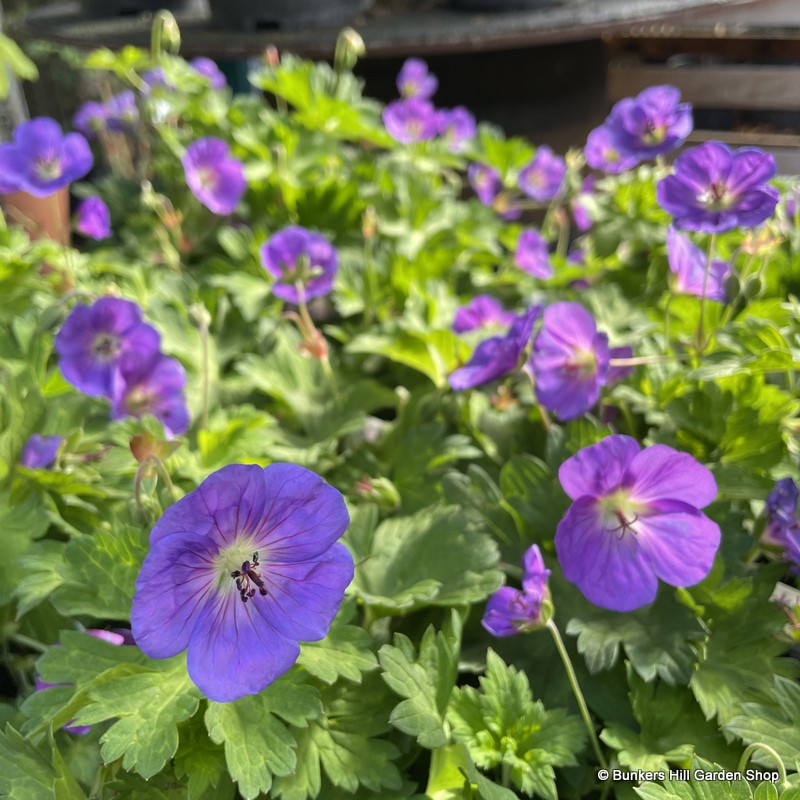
<box><xmin>449</xmin><ymin>650</ymin><xmax>586</xmax><ymax>799</ymax></box>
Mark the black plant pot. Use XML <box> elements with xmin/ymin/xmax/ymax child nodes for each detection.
<box><xmin>81</xmin><ymin>0</ymin><xmax>209</xmax><ymax>19</ymax></box>
<box><xmin>209</xmin><ymin>0</ymin><xmax>370</xmax><ymax>31</ymax></box>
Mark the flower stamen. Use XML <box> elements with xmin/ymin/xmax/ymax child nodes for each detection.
<box><xmin>230</xmin><ymin>551</ymin><xmax>268</xmax><ymax>603</ymax></box>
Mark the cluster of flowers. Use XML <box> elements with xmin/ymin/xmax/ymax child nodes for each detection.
<box><xmin>382</xmin><ymin>58</ymin><xmax>476</xmax><ymax>150</ymax></box>
<box><xmin>73</xmin><ymin>90</ymin><xmax>139</xmax><ymax>140</ymax></box>
<box><xmin>55</xmin><ymin>296</ymin><xmax>189</xmax><ymax>436</ymax></box>
<box><xmin>450</xmin><ymin>298</ymin><xmax>631</xmax><ymax>421</ymax></box>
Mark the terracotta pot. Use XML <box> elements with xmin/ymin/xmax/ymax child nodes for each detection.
<box><xmin>2</xmin><ymin>187</ymin><xmax>70</xmax><ymax>245</ymax></box>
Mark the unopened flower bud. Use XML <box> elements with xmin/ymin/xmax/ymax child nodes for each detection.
<box><xmin>334</xmin><ymin>28</ymin><xmax>366</xmax><ymax>75</ymax></box>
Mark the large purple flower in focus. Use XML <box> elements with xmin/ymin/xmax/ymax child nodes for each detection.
<box><xmin>0</xmin><ymin>118</ymin><xmax>92</xmax><ymax>197</ymax></box>
<box><xmin>556</xmin><ymin>435</ymin><xmax>720</xmax><ymax>611</ymax></box>
<box><xmin>666</xmin><ymin>227</ymin><xmax>729</xmax><ymax>302</ymax></box>
<box><xmin>482</xmin><ymin>545</ymin><xmax>551</xmax><ymax>637</ymax></box>
<box><xmin>657</xmin><ymin>141</ymin><xmax>779</xmax><ymax>233</ymax></box>
<box><xmin>584</xmin><ymin>125</ymin><xmax>641</xmax><ymax>174</ymax></box>
<box><xmin>111</xmin><ymin>351</ymin><xmax>189</xmax><ymax>437</ymax></box>
<box><xmin>514</xmin><ymin>229</ymin><xmax>553</xmax><ymax>279</ymax></box>
<box><xmin>383</xmin><ymin>98</ymin><xmax>440</xmax><ymax>144</ymax></box>
<box><xmin>20</xmin><ymin>434</ymin><xmax>62</xmax><ymax>469</ymax></box>
<box><xmin>75</xmin><ymin>196</ymin><xmax>112</xmax><ymax>240</ymax></box>
<box><xmin>183</xmin><ymin>137</ymin><xmax>246</xmax><ymax>216</ymax></box>
<box><xmin>131</xmin><ymin>463</ymin><xmax>353</xmax><ymax>702</ymax></box>
<box><xmin>449</xmin><ymin>306</ymin><xmax>540</xmax><ymax>391</ymax></box>
<box><xmin>396</xmin><ymin>58</ymin><xmax>438</xmax><ymax>100</ymax></box>
<box><xmin>452</xmin><ymin>295</ymin><xmax>514</xmax><ymax>333</ymax></box>
<box><xmin>605</xmin><ymin>85</ymin><xmax>692</xmax><ymax>160</ymax></box>
<box><xmin>55</xmin><ymin>297</ymin><xmax>161</xmax><ymax>397</ymax></box>
<box><xmin>518</xmin><ymin>146</ymin><xmax>566</xmax><ymax>202</ymax></box>
<box><xmin>260</xmin><ymin>226</ymin><xmax>338</xmax><ymax>303</ymax></box>
<box><xmin>530</xmin><ymin>302</ymin><xmax>610</xmax><ymax>420</ymax></box>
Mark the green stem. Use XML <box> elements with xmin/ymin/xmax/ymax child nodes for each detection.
<box><xmin>694</xmin><ymin>233</ymin><xmax>716</xmax><ymax>354</ymax></box>
<box><xmin>134</xmin><ymin>454</ymin><xmax>176</xmax><ymax>515</ymax></box>
<box><xmin>738</xmin><ymin>743</ymin><xmax>789</xmax><ymax>789</ymax></box>
<box><xmin>547</xmin><ymin>619</ymin><xmax>608</xmax><ymax>770</ymax></box>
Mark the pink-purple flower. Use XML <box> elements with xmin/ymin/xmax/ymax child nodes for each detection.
<box><xmin>183</xmin><ymin>137</ymin><xmax>246</xmax><ymax>215</ymax></box>
<box><xmin>452</xmin><ymin>295</ymin><xmax>515</xmax><ymax>333</ymax></box>
<box><xmin>20</xmin><ymin>434</ymin><xmax>62</xmax><ymax>470</ymax></box>
<box><xmin>762</xmin><ymin>478</ymin><xmax>800</xmax><ymax>568</ymax></box>
<box><xmin>656</xmin><ymin>141</ymin><xmax>779</xmax><ymax>233</ymax></box>
<box><xmin>0</xmin><ymin>118</ymin><xmax>92</xmax><ymax>197</ymax></box>
<box><xmin>191</xmin><ymin>57</ymin><xmax>227</xmax><ymax>89</ymax></box>
<box><xmin>437</xmin><ymin>106</ymin><xmax>476</xmax><ymax>152</ymax></box>
<box><xmin>75</xmin><ymin>196</ymin><xmax>111</xmax><ymax>240</ymax></box>
<box><xmin>518</xmin><ymin>146</ymin><xmax>566</xmax><ymax>202</ymax></box>
<box><xmin>529</xmin><ymin>302</ymin><xmax>610</xmax><ymax>420</ymax></box>
<box><xmin>584</xmin><ymin>126</ymin><xmax>640</xmax><ymax>174</ymax></box>
<box><xmin>481</xmin><ymin>545</ymin><xmax>551</xmax><ymax>637</ymax></box>
<box><xmin>396</xmin><ymin>58</ymin><xmax>438</xmax><ymax>100</ymax></box>
<box><xmin>260</xmin><ymin>226</ymin><xmax>338</xmax><ymax>303</ymax></box>
<box><xmin>449</xmin><ymin>306</ymin><xmax>540</xmax><ymax>391</ymax></box>
<box><xmin>468</xmin><ymin>163</ymin><xmax>502</xmax><ymax>206</ymax></box>
<box><xmin>110</xmin><ymin>351</ymin><xmax>189</xmax><ymax>437</ymax></box>
<box><xmin>556</xmin><ymin>435</ymin><xmax>720</xmax><ymax>611</ymax></box>
<box><xmin>514</xmin><ymin>229</ymin><xmax>553</xmax><ymax>279</ymax></box>
<box><xmin>55</xmin><ymin>297</ymin><xmax>161</xmax><ymax>398</ymax></box>
<box><xmin>604</xmin><ymin>85</ymin><xmax>692</xmax><ymax>161</ymax></box>
<box><xmin>666</xmin><ymin>227</ymin><xmax>729</xmax><ymax>302</ymax></box>
<box><xmin>131</xmin><ymin>463</ymin><xmax>353</xmax><ymax>702</ymax></box>
<box><xmin>383</xmin><ymin>98</ymin><xmax>440</xmax><ymax>144</ymax></box>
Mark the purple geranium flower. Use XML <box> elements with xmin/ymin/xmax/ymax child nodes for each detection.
<box><xmin>36</xmin><ymin>629</ymin><xmax>130</xmax><ymax>734</ymax></box>
<box><xmin>666</xmin><ymin>227</ymin><xmax>729</xmax><ymax>302</ymax></box>
<box><xmin>449</xmin><ymin>306</ymin><xmax>540</xmax><ymax>391</ymax></box>
<box><xmin>20</xmin><ymin>434</ymin><xmax>62</xmax><ymax>469</ymax></box>
<box><xmin>453</xmin><ymin>295</ymin><xmax>515</xmax><ymax>333</ymax></box>
<box><xmin>556</xmin><ymin>435</ymin><xmax>720</xmax><ymax>611</ymax></box>
<box><xmin>572</xmin><ymin>176</ymin><xmax>596</xmax><ymax>231</ymax></box>
<box><xmin>482</xmin><ymin>545</ymin><xmax>551</xmax><ymax>637</ymax></box>
<box><xmin>607</xmin><ymin>345</ymin><xmax>634</xmax><ymax>385</ymax></box>
<box><xmin>55</xmin><ymin>297</ymin><xmax>161</xmax><ymax>398</ymax></box>
<box><xmin>657</xmin><ymin>141</ymin><xmax>779</xmax><ymax>233</ymax></box>
<box><xmin>111</xmin><ymin>351</ymin><xmax>189</xmax><ymax>437</ymax></box>
<box><xmin>73</xmin><ymin>101</ymin><xmax>108</xmax><ymax>139</ymax></box>
<box><xmin>437</xmin><ymin>106</ymin><xmax>476</xmax><ymax>152</ymax></box>
<box><xmin>518</xmin><ymin>146</ymin><xmax>566</xmax><ymax>202</ymax></box>
<box><xmin>75</xmin><ymin>196</ymin><xmax>111</xmax><ymax>240</ymax></box>
<box><xmin>383</xmin><ymin>98</ymin><xmax>440</xmax><ymax>144</ymax></box>
<box><xmin>191</xmin><ymin>57</ymin><xmax>227</xmax><ymax>89</ymax></box>
<box><xmin>762</xmin><ymin>478</ymin><xmax>800</xmax><ymax>567</ymax></box>
<box><xmin>105</xmin><ymin>90</ymin><xmax>139</xmax><ymax>132</ymax></box>
<box><xmin>183</xmin><ymin>137</ymin><xmax>246</xmax><ymax>216</ymax></box>
<box><xmin>0</xmin><ymin>118</ymin><xmax>92</xmax><ymax>197</ymax></box>
<box><xmin>514</xmin><ymin>229</ymin><xmax>553</xmax><ymax>279</ymax></box>
<box><xmin>260</xmin><ymin>226</ymin><xmax>338</xmax><ymax>303</ymax></box>
<box><xmin>468</xmin><ymin>162</ymin><xmax>502</xmax><ymax>206</ymax></box>
<box><xmin>584</xmin><ymin>125</ymin><xmax>640</xmax><ymax>174</ymax></box>
<box><xmin>604</xmin><ymin>85</ymin><xmax>692</xmax><ymax>160</ymax></box>
<box><xmin>530</xmin><ymin>302</ymin><xmax>610</xmax><ymax>420</ymax></box>
<box><xmin>396</xmin><ymin>58</ymin><xmax>438</xmax><ymax>100</ymax></box>
<box><xmin>131</xmin><ymin>463</ymin><xmax>353</xmax><ymax>702</ymax></box>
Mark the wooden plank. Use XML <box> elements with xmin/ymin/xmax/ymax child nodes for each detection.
<box><xmin>608</xmin><ymin>58</ymin><xmax>800</xmax><ymax>110</ymax></box>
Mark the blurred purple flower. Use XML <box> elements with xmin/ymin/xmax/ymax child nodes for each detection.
<box><xmin>36</xmin><ymin>629</ymin><xmax>129</xmax><ymax>734</ymax></box>
<box><xmin>666</xmin><ymin>227</ymin><xmax>729</xmax><ymax>302</ymax></box>
<box><xmin>105</xmin><ymin>90</ymin><xmax>139</xmax><ymax>132</ymax></box>
<box><xmin>607</xmin><ymin>345</ymin><xmax>634</xmax><ymax>385</ymax></box>
<box><xmin>514</xmin><ymin>229</ymin><xmax>553</xmax><ymax>279</ymax></box>
<box><xmin>383</xmin><ymin>98</ymin><xmax>440</xmax><ymax>144</ymax></box>
<box><xmin>20</xmin><ymin>434</ymin><xmax>62</xmax><ymax>469</ymax></box>
<box><xmin>55</xmin><ymin>297</ymin><xmax>161</xmax><ymax>398</ymax></box>
<box><xmin>191</xmin><ymin>57</ymin><xmax>227</xmax><ymax>89</ymax></box>
<box><xmin>0</xmin><ymin>118</ymin><xmax>92</xmax><ymax>197</ymax></box>
<box><xmin>183</xmin><ymin>137</ymin><xmax>246</xmax><ymax>215</ymax></box>
<box><xmin>762</xmin><ymin>478</ymin><xmax>800</xmax><ymax>567</ymax></box>
<box><xmin>73</xmin><ymin>101</ymin><xmax>107</xmax><ymax>139</ymax></box>
<box><xmin>584</xmin><ymin>125</ymin><xmax>640</xmax><ymax>174</ymax></box>
<box><xmin>111</xmin><ymin>351</ymin><xmax>189</xmax><ymax>437</ymax></box>
<box><xmin>572</xmin><ymin>176</ymin><xmax>596</xmax><ymax>231</ymax></box>
<box><xmin>141</xmin><ymin>67</ymin><xmax>174</xmax><ymax>93</ymax></box>
<box><xmin>449</xmin><ymin>305</ymin><xmax>540</xmax><ymax>391</ymax></box>
<box><xmin>657</xmin><ymin>141</ymin><xmax>779</xmax><ymax>233</ymax></box>
<box><xmin>556</xmin><ymin>435</ymin><xmax>720</xmax><ymax>611</ymax></box>
<box><xmin>131</xmin><ymin>463</ymin><xmax>353</xmax><ymax>702</ymax></box>
<box><xmin>261</xmin><ymin>225</ymin><xmax>338</xmax><ymax>303</ymax></box>
<box><xmin>518</xmin><ymin>146</ymin><xmax>566</xmax><ymax>202</ymax></box>
<box><xmin>453</xmin><ymin>295</ymin><xmax>515</xmax><ymax>333</ymax></box>
<box><xmin>437</xmin><ymin>106</ymin><xmax>476</xmax><ymax>152</ymax></box>
<box><xmin>482</xmin><ymin>545</ymin><xmax>551</xmax><ymax>637</ymax></box>
<box><xmin>75</xmin><ymin>196</ymin><xmax>111</xmax><ymax>240</ymax></box>
<box><xmin>468</xmin><ymin>162</ymin><xmax>502</xmax><ymax>206</ymax></box>
<box><xmin>605</xmin><ymin>85</ymin><xmax>692</xmax><ymax>160</ymax></box>
<box><xmin>396</xmin><ymin>58</ymin><xmax>438</xmax><ymax>100</ymax></box>
<box><xmin>530</xmin><ymin>302</ymin><xmax>610</xmax><ymax>420</ymax></box>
